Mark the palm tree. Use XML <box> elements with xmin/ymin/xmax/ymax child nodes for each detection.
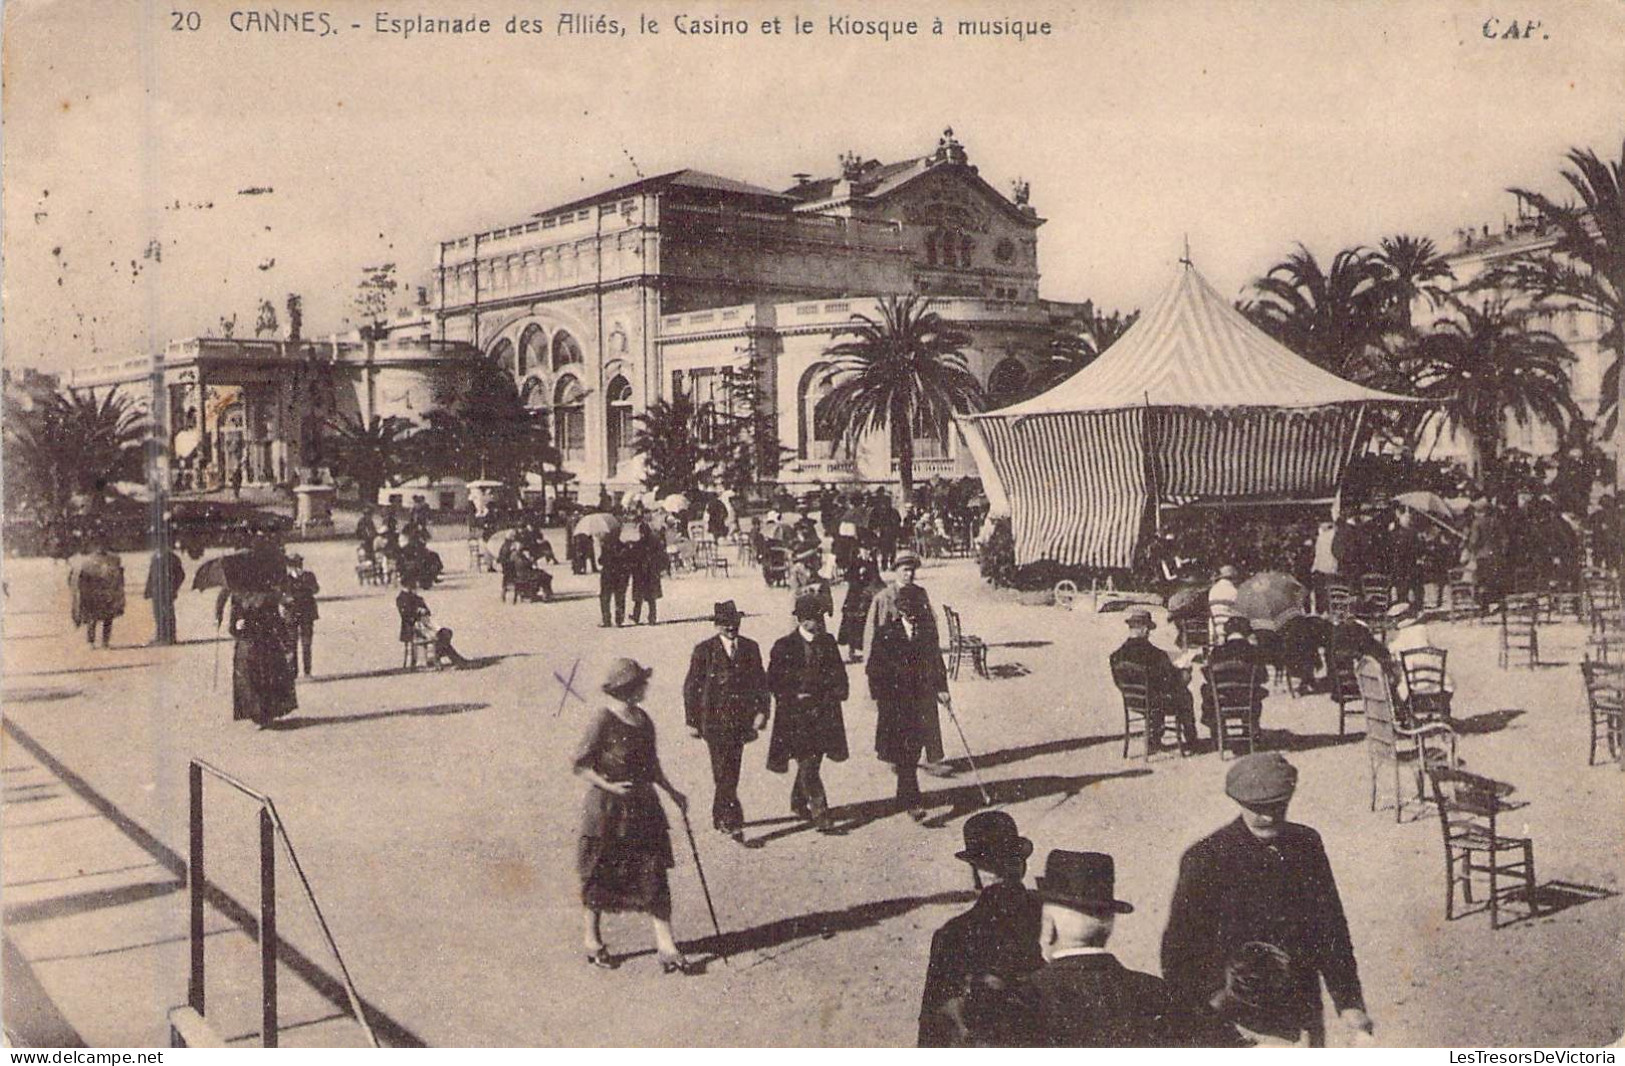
<box><xmin>324</xmin><ymin>412</ymin><xmax>414</xmax><ymax>505</ymax></box>
<box><xmin>1029</xmin><ymin>308</ymin><xmax>1140</xmax><ymax>394</ymax></box>
<box><xmin>1376</xmin><ymin>234</ymin><xmax>1454</xmax><ymax>330</ymax></box>
<box><xmin>818</xmin><ymin>294</ymin><xmax>984</xmax><ymax>503</ymax></box>
<box><xmin>1399</xmin><ymin>296</ymin><xmax>1580</xmax><ymax>483</ymax></box>
<box><xmin>1477</xmin><ymin>140</ymin><xmax>1623</xmax><ymax>438</ymax></box>
<box><xmin>4</xmin><ymin>386</ymin><xmax>147</xmax><ymax>525</ymax></box>
<box><xmin>1243</xmin><ymin>244</ymin><xmax>1393</xmax><ymax>379</ymax></box>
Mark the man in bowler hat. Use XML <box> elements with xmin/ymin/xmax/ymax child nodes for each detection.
<box><xmin>766</xmin><ymin>598</ymin><xmax>849</xmax><ymax>830</ymax></box>
<box><xmin>1109</xmin><ymin>609</ymin><xmax>1198</xmax><ymax>753</ymax></box>
<box><xmin>1019</xmin><ymin>851</ymin><xmax>1223</xmax><ymax>1046</ymax></box>
<box><xmin>917</xmin><ymin>811</ymin><xmax>1042</xmax><ymax>1046</ymax></box>
<box><xmin>683</xmin><ymin>601</ymin><xmax>769</xmax><ymax>840</ymax></box>
<box><xmin>867</xmin><ymin>584</ymin><xmax>951</xmax><ymax>820</ymax></box>
<box><xmin>1161</xmin><ymin>753</ymin><xmax>1373</xmax><ymax>1046</ymax></box>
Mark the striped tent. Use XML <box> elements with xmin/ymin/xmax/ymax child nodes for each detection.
<box><xmin>958</xmin><ymin>263</ymin><xmax>1423</xmax><ymax>568</ymax></box>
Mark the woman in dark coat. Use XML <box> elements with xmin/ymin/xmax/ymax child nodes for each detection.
<box><xmin>230</xmin><ymin>591</ymin><xmax>297</xmax><ymax>726</ymax></box>
<box><xmin>766</xmin><ymin>600</ymin><xmax>850</xmax><ymax>828</ymax></box>
<box><xmin>574</xmin><ymin>658</ymin><xmax>692</xmax><ymax>973</ymax></box>
<box><xmin>837</xmin><ymin>549</ymin><xmax>884</xmax><ymax>663</ymax></box>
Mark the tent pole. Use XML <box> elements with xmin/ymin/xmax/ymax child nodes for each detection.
<box><xmin>1333</xmin><ymin>405</ymin><xmax>1368</xmax><ymax>521</ymax></box>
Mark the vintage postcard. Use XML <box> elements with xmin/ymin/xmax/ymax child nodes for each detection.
<box><xmin>2</xmin><ymin>0</ymin><xmax>1622</xmax><ymax>1050</ymax></box>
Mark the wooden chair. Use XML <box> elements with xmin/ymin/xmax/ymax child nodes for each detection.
<box><xmin>356</xmin><ymin>546</ymin><xmax>381</xmax><ymax>587</ymax></box>
<box><xmin>1580</xmin><ymin>660</ymin><xmax>1623</xmax><ymax>768</ymax></box>
<box><xmin>1205</xmin><ymin>659</ymin><xmax>1263</xmax><ymax>761</ymax></box>
<box><xmin>1499</xmin><ymin>594</ymin><xmax>1540</xmax><ymax>669</ymax></box>
<box><xmin>1446</xmin><ymin>580</ymin><xmax>1479</xmax><ymax>621</ymax></box>
<box><xmin>1399</xmin><ymin>646</ymin><xmax>1452</xmax><ymax>723</ymax></box>
<box><xmin>1111</xmin><ymin>661</ymin><xmax>1186</xmax><ymax>760</ymax></box>
<box><xmin>761</xmin><ymin>544</ymin><xmax>791</xmax><ymax>588</ymax></box>
<box><xmin>1586</xmin><ymin>632</ymin><xmax>1623</xmax><ymax>665</ymax></box>
<box><xmin>1175</xmin><ymin>615</ymin><xmax>1211</xmax><ymax>653</ymax></box>
<box><xmin>1355</xmin><ymin>656</ymin><xmax>1456</xmax><ymax>821</ymax></box>
<box><xmin>1426</xmin><ymin>767</ymin><xmax>1537</xmax><ymax>928</ymax></box>
<box><xmin>1359</xmin><ymin>573</ymin><xmax>1393</xmax><ymax>617</ymax></box>
<box><xmin>1326</xmin><ymin>581</ymin><xmax>1356</xmax><ymax>621</ymax></box>
<box><xmin>402</xmin><ymin>621</ymin><xmax>438</xmax><ymax>670</ymax></box>
<box><xmin>467</xmin><ymin>536</ymin><xmax>485</xmax><ymax>572</ymax></box>
<box><xmin>1329</xmin><ymin>655</ymin><xmax>1364</xmax><ymax>736</ymax></box>
<box><xmin>943</xmin><ymin>605</ymin><xmax>990</xmax><ymax>680</ymax></box>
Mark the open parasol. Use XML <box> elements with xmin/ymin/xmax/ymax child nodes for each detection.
<box><xmin>1393</xmin><ymin>491</ymin><xmax>1468</xmax><ymax>540</ymax></box>
<box><xmin>1165</xmin><ymin>584</ymin><xmax>1208</xmax><ymax>618</ymax></box>
<box><xmin>575</xmin><ymin>512</ymin><xmax>620</xmax><ymax>538</ymax></box>
<box><xmin>662</xmin><ymin>493</ymin><xmax>691</xmax><ymax>514</ymax></box>
<box><xmin>191</xmin><ymin>550</ymin><xmax>282</xmax><ymax>593</ymax></box>
<box><xmin>1234</xmin><ymin>571</ymin><xmax>1307</xmax><ymax>628</ymax></box>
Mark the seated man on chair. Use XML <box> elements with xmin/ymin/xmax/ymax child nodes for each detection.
<box><xmin>1202</xmin><ymin>616</ymin><xmax>1270</xmax><ymax>736</ymax></box>
<box><xmin>1110</xmin><ymin>609</ymin><xmax>1198</xmax><ymax>753</ymax></box>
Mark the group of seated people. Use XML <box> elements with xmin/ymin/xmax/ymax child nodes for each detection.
<box><xmin>1111</xmin><ymin>592</ymin><xmax>1455</xmax><ymax>754</ymax></box>
<box><xmin>497</xmin><ymin>528</ymin><xmax>558</xmax><ymax>603</ymax></box>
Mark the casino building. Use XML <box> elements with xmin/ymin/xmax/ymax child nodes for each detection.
<box><xmin>400</xmin><ymin>128</ymin><xmax>1092</xmax><ymax>493</ymax></box>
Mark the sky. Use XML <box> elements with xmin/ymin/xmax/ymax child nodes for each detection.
<box><xmin>3</xmin><ymin>0</ymin><xmax>1621</xmax><ymax>373</ymax></box>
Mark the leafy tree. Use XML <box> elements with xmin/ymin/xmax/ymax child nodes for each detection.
<box><xmin>631</xmin><ymin>394</ymin><xmax>710</xmax><ymax>496</ymax></box>
<box><xmin>1376</xmin><ymin>234</ymin><xmax>1454</xmax><ymax>330</ymax></box>
<box><xmin>217</xmin><ymin>314</ymin><xmax>237</xmax><ymax>339</ymax></box>
<box><xmin>3</xmin><ymin>386</ymin><xmax>147</xmax><ymax>525</ymax></box>
<box><xmin>354</xmin><ymin>263</ymin><xmax>399</xmax><ymax>337</ymax></box>
<box><xmin>1242</xmin><ymin>245</ymin><xmax>1393</xmax><ymax>380</ymax></box>
<box><xmin>324</xmin><ymin>412</ymin><xmax>414</xmax><ymax>505</ymax></box>
<box><xmin>818</xmin><ymin>295</ymin><xmax>984</xmax><ymax>503</ymax></box>
<box><xmin>410</xmin><ymin>361</ymin><xmax>559</xmax><ymax>488</ymax></box>
<box><xmin>1029</xmin><ymin>307</ymin><xmax>1140</xmax><ymax>395</ymax></box>
<box><xmin>285</xmin><ymin>293</ymin><xmax>304</xmax><ymax>341</ymax></box>
<box><xmin>1476</xmin><ymin>140</ymin><xmax>1623</xmax><ymax>438</ymax></box>
<box><xmin>709</xmin><ymin>350</ymin><xmax>791</xmax><ymax>495</ymax></box>
<box><xmin>1399</xmin><ymin>295</ymin><xmax>1579</xmax><ymax>483</ymax></box>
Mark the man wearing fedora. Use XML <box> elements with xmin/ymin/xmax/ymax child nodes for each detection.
<box><xmin>683</xmin><ymin>601</ymin><xmax>770</xmax><ymax>840</ymax></box>
<box><xmin>1161</xmin><ymin>753</ymin><xmax>1373</xmax><ymax>1047</ymax></box>
<box><xmin>766</xmin><ymin>598</ymin><xmax>850</xmax><ymax>830</ymax></box>
<box><xmin>1109</xmin><ymin>609</ymin><xmax>1198</xmax><ymax>753</ymax></box>
<box><xmin>867</xmin><ymin>584</ymin><xmax>951</xmax><ymax>820</ymax></box>
<box><xmin>1019</xmin><ymin>850</ymin><xmax>1220</xmax><ymax>1046</ymax></box>
<box><xmin>865</xmin><ymin>550</ymin><xmax>952</xmax><ymax>776</ymax></box>
<box><xmin>918</xmin><ymin>811</ymin><xmax>1043</xmax><ymax>1046</ymax></box>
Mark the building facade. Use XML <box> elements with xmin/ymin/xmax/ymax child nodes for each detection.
<box><xmin>416</xmin><ymin>129</ymin><xmax>1088</xmax><ymax>491</ymax></box>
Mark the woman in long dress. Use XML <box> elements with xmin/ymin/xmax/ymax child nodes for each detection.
<box><xmin>574</xmin><ymin>657</ymin><xmax>692</xmax><ymax>973</ymax></box>
<box><xmin>837</xmin><ymin>549</ymin><xmax>884</xmax><ymax>663</ymax></box>
<box><xmin>230</xmin><ymin>591</ymin><xmax>297</xmax><ymax>727</ymax></box>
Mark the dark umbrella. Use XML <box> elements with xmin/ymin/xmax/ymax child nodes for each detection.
<box><xmin>1166</xmin><ymin>584</ymin><xmax>1208</xmax><ymax>617</ymax></box>
<box><xmin>191</xmin><ymin>550</ymin><xmax>282</xmax><ymax>593</ymax></box>
<box><xmin>1234</xmin><ymin>571</ymin><xmax>1308</xmax><ymax>628</ymax></box>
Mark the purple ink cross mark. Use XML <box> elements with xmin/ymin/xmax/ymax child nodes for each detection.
<box><xmin>554</xmin><ymin>657</ymin><xmax>586</xmax><ymax>716</ymax></box>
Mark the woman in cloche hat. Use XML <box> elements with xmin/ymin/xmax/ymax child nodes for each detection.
<box><xmin>572</xmin><ymin>657</ymin><xmax>694</xmax><ymax>973</ymax></box>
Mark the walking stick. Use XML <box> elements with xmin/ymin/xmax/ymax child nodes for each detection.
<box><xmin>212</xmin><ymin>618</ymin><xmax>222</xmax><ymax>689</ymax></box>
<box><xmin>940</xmin><ymin>693</ymin><xmax>993</xmax><ymax>806</ymax></box>
<box><xmin>675</xmin><ymin>804</ymin><xmax>729</xmax><ymax>966</ymax></box>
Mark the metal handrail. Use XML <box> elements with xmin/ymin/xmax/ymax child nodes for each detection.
<box><xmin>189</xmin><ymin>759</ymin><xmax>380</xmax><ymax>1048</ymax></box>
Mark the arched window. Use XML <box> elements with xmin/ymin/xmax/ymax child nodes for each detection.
<box><xmin>555</xmin><ymin>374</ymin><xmax>586</xmax><ymax>462</ymax></box>
<box><xmin>606</xmin><ymin>376</ymin><xmax>634</xmax><ymax>476</ymax></box>
<box><xmin>489</xmin><ymin>338</ymin><xmax>517</xmax><ymax>378</ymax></box>
<box><xmin>798</xmin><ymin>364</ymin><xmax>839</xmax><ymax>460</ymax></box>
<box><xmin>519</xmin><ymin>376</ymin><xmax>548</xmax><ymax>409</ymax></box>
<box><xmin>552</xmin><ymin>331</ymin><xmax>583</xmax><ymax>371</ymax></box>
<box><xmin>518</xmin><ymin>325</ymin><xmax>546</xmax><ymax>377</ymax></box>
<box><xmin>987</xmin><ymin>357</ymin><xmax>1028</xmax><ymax>409</ymax></box>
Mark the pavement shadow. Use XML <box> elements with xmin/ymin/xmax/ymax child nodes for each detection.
<box><xmin>1469</xmin><ymin>880</ymin><xmax>1617</xmax><ymax>929</ymax></box>
<box><xmin>1453</xmin><ymin>709</ymin><xmax>1526</xmax><ymax>735</ymax></box>
<box><xmin>752</xmin><ymin>767</ymin><xmax>1153</xmax><ymax>846</ymax></box>
<box><xmin>9</xmin><ymin>662</ymin><xmax>154</xmax><ymax>678</ymax></box>
<box><xmin>678</xmin><ymin>888</ymin><xmax>978</xmax><ymax>961</ymax></box>
<box><xmin>1</xmin><ymin>687</ymin><xmax>82</xmax><ymax>703</ymax></box>
<box><xmin>270</xmin><ymin>702</ymin><xmax>487</xmax><ymax>730</ymax></box>
<box><xmin>985</xmin><ymin>662</ymin><xmax>1032</xmax><ymax>679</ymax></box>
<box><xmin>5</xmin><ymin>878</ymin><xmax>183</xmax><ymax>925</ymax></box>
<box><xmin>991</xmin><ymin>640</ymin><xmax>1053</xmax><ymax>650</ymax></box>
<box><xmin>1262</xmin><ymin>729</ymin><xmax>1366</xmax><ymax>753</ymax></box>
<box><xmin>941</xmin><ymin>733</ymin><xmax>1121</xmax><ymax>773</ymax></box>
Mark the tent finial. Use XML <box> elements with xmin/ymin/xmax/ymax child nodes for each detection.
<box><xmin>1180</xmin><ymin>234</ymin><xmax>1193</xmax><ymax>268</ymax></box>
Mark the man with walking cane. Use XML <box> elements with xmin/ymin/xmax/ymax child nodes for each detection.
<box><xmin>766</xmin><ymin>598</ymin><xmax>850</xmax><ymax>831</ymax></box>
<box><xmin>683</xmin><ymin>601</ymin><xmax>770</xmax><ymax>842</ymax></box>
<box><xmin>868</xmin><ymin>585</ymin><xmax>954</xmax><ymax>822</ymax></box>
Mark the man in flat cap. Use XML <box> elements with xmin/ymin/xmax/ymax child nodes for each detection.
<box><xmin>918</xmin><ymin>812</ymin><xmax>1043</xmax><ymax>1046</ymax></box>
<box><xmin>1019</xmin><ymin>850</ymin><xmax>1226</xmax><ymax>1046</ymax></box>
<box><xmin>1161</xmin><ymin>753</ymin><xmax>1373</xmax><ymax>1046</ymax></box>
<box><xmin>683</xmin><ymin>600</ymin><xmax>769</xmax><ymax>841</ymax></box>
<box><xmin>1109</xmin><ymin>609</ymin><xmax>1197</xmax><ymax>753</ymax></box>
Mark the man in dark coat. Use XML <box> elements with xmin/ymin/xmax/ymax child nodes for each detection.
<box><xmin>144</xmin><ymin>548</ymin><xmax>185</xmax><ymax>645</ymax></box>
<box><xmin>867</xmin><ymin>584</ymin><xmax>950</xmax><ymax>819</ymax></box>
<box><xmin>766</xmin><ymin>599</ymin><xmax>850</xmax><ymax>828</ymax></box>
<box><xmin>1201</xmin><ymin>616</ymin><xmax>1270</xmax><ymax>735</ymax></box>
<box><xmin>1019</xmin><ymin>850</ymin><xmax>1229</xmax><ymax>1047</ymax></box>
<box><xmin>683</xmin><ymin>601</ymin><xmax>769</xmax><ymax>839</ymax></box>
<box><xmin>918</xmin><ymin>812</ymin><xmax>1042</xmax><ymax>1046</ymax></box>
<box><xmin>281</xmin><ymin>553</ymin><xmax>320</xmax><ymax>676</ymax></box>
<box><xmin>1109</xmin><ymin>609</ymin><xmax>1197</xmax><ymax>752</ymax></box>
<box><xmin>870</xmin><ymin>492</ymin><xmax>902</xmax><ymax>571</ymax></box>
<box><xmin>597</xmin><ymin>535</ymin><xmax>628</xmax><ymax>627</ymax></box>
<box><xmin>1161</xmin><ymin>753</ymin><xmax>1374</xmax><ymax>1047</ymax></box>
